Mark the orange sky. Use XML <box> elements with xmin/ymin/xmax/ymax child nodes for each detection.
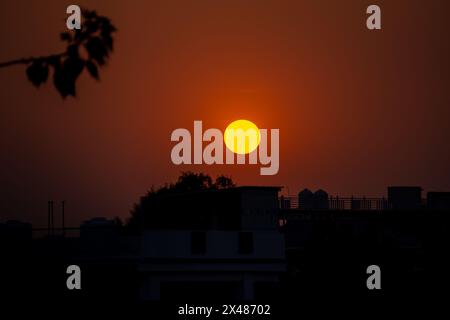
<box><xmin>1</xmin><ymin>0</ymin><xmax>449</xmax><ymax>226</ymax></box>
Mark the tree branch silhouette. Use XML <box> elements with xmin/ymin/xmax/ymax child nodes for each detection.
<box><xmin>0</xmin><ymin>8</ymin><xmax>116</xmax><ymax>98</ymax></box>
<box><xmin>0</xmin><ymin>53</ymin><xmax>65</xmax><ymax>68</ymax></box>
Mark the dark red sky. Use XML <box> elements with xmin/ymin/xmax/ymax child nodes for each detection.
<box><xmin>1</xmin><ymin>0</ymin><xmax>449</xmax><ymax>226</ymax></box>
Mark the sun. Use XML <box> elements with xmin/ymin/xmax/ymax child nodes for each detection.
<box><xmin>224</xmin><ymin>119</ymin><xmax>261</xmax><ymax>155</ymax></box>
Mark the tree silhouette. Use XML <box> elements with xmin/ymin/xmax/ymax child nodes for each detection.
<box><xmin>215</xmin><ymin>175</ymin><xmax>236</xmax><ymax>189</ymax></box>
<box><xmin>126</xmin><ymin>172</ymin><xmax>236</xmax><ymax>231</ymax></box>
<box><xmin>0</xmin><ymin>9</ymin><xmax>116</xmax><ymax>98</ymax></box>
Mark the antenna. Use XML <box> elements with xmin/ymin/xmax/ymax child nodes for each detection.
<box><xmin>47</xmin><ymin>200</ymin><xmax>51</xmax><ymax>236</ymax></box>
<box><xmin>50</xmin><ymin>200</ymin><xmax>54</xmax><ymax>236</ymax></box>
<box><xmin>47</xmin><ymin>200</ymin><xmax>55</xmax><ymax>236</ymax></box>
<box><xmin>62</xmin><ymin>200</ymin><xmax>65</xmax><ymax>237</ymax></box>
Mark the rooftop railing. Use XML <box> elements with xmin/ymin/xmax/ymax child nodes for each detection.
<box><xmin>279</xmin><ymin>196</ymin><xmax>392</xmax><ymax>210</ymax></box>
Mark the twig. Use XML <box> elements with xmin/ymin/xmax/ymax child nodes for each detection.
<box><xmin>0</xmin><ymin>52</ymin><xmax>66</xmax><ymax>68</ymax></box>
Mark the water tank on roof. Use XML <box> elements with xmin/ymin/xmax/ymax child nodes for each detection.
<box><xmin>298</xmin><ymin>188</ymin><xmax>314</xmax><ymax>210</ymax></box>
<box><xmin>314</xmin><ymin>189</ymin><xmax>329</xmax><ymax>210</ymax></box>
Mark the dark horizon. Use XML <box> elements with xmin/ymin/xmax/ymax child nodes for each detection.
<box><xmin>3</xmin><ymin>180</ymin><xmax>449</xmax><ymax>229</ymax></box>
<box><xmin>2</xmin><ymin>182</ymin><xmax>448</xmax><ymax>309</ymax></box>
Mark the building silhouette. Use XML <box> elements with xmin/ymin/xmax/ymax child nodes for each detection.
<box><xmin>388</xmin><ymin>186</ymin><xmax>422</xmax><ymax>210</ymax></box>
<box><xmin>427</xmin><ymin>192</ymin><xmax>450</xmax><ymax>210</ymax></box>
<box><xmin>138</xmin><ymin>186</ymin><xmax>285</xmax><ymax>301</ymax></box>
<box><xmin>1</xmin><ymin>184</ymin><xmax>450</xmax><ymax>305</ymax></box>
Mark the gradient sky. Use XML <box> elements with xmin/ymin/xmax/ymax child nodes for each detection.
<box><xmin>1</xmin><ymin>0</ymin><xmax>449</xmax><ymax>227</ymax></box>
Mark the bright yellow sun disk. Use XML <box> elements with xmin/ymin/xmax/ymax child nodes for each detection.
<box><xmin>224</xmin><ymin>119</ymin><xmax>261</xmax><ymax>155</ymax></box>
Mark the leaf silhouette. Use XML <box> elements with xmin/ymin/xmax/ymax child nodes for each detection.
<box><xmin>85</xmin><ymin>37</ymin><xmax>108</xmax><ymax>65</ymax></box>
<box><xmin>26</xmin><ymin>60</ymin><xmax>48</xmax><ymax>87</ymax></box>
<box><xmin>64</xmin><ymin>57</ymin><xmax>84</xmax><ymax>81</ymax></box>
<box><xmin>53</xmin><ymin>62</ymin><xmax>71</xmax><ymax>98</ymax></box>
<box><xmin>67</xmin><ymin>44</ymin><xmax>79</xmax><ymax>60</ymax></box>
<box><xmin>60</xmin><ymin>32</ymin><xmax>72</xmax><ymax>42</ymax></box>
<box><xmin>0</xmin><ymin>8</ymin><xmax>116</xmax><ymax>98</ymax></box>
<box><xmin>85</xmin><ymin>60</ymin><xmax>99</xmax><ymax>79</ymax></box>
